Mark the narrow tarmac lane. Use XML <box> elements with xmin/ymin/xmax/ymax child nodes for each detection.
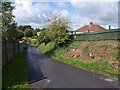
<box><xmin>25</xmin><ymin>44</ymin><xmax>118</xmax><ymax>88</ymax></box>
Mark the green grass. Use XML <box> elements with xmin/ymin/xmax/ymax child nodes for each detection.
<box><xmin>2</xmin><ymin>51</ymin><xmax>29</xmax><ymax>89</ymax></box>
<box><xmin>38</xmin><ymin>42</ymin><xmax>55</xmax><ymax>53</ymax></box>
<box><xmin>48</xmin><ymin>51</ymin><xmax>118</xmax><ymax>79</ymax></box>
<box><xmin>38</xmin><ymin>42</ymin><xmax>119</xmax><ymax>79</ymax></box>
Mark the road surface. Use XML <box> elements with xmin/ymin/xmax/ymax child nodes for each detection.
<box><xmin>25</xmin><ymin>44</ymin><xmax>119</xmax><ymax>88</ymax></box>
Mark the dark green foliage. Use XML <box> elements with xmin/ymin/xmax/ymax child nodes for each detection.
<box><xmin>17</xmin><ymin>25</ymin><xmax>38</xmax><ymax>38</ymax></box>
<box><xmin>22</xmin><ymin>26</ymin><xmax>38</xmax><ymax>37</ymax></box>
<box><xmin>37</xmin><ymin>28</ymin><xmax>50</xmax><ymax>45</ymax></box>
<box><xmin>32</xmin><ymin>30</ymin><xmax>37</xmax><ymax>37</ymax></box>
<box><xmin>2</xmin><ymin>2</ymin><xmax>18</xmax><ymax>39</ymax></box>
<box><xmin>17</xmin><ymin>25</ymin><xmax>26</xmax><ymax>32</ymax></box>
<box><xmin>2</xmin><ymin>2</ymin><xmax>14</xmax><ymax>27</ymax></box>
<box><xmin>17</xmin><ymin>25</ymin><xmax>33</xmax><ymax>32</ymax></box>
<box><xmin>5</xmin><ymin>22</ymin><xmax>18</xmax><ymax>38</ymax></box>
<box><xmin>24</xmin><ymin>28</ymin><xmax>33</xmax><ymax>37</ymax></box>
<box><xmin>17</xmin><ymin>31</ymin><xmax>24</xmax><ymax>39</ymax></box>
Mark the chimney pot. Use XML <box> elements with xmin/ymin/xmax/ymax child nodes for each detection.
<box><xmin>109</xmin><ymin>25</ymin><xmax>111</xmax><ymax>30</ymax></box>
<box><xmin>89</xmin><ymin>22</ymin><xmax>93</xmax><ymax>25</ymax></box>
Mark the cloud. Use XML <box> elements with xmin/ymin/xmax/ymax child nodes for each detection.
<box><xmin>61</xmin><ymin>9</ymin><xmax>69</xmax><ymax>18</ymax></box>
<box><xmin>53</xmin><ymin>2</ymin><xmax>66</xmax><ymax>9</ymax></box>
<box><xmin>13</xmin><ymin>0</ymin><xmax>119</xmax><ymax>30</ymax></box>
<box><xmin>70</xmin><ymin>0</ymin><xmax>119</xmax><ymax>2</ymax></box>
<box><xmin>13</xmin><ymin>0</ymin><xmax>52</xmax><ymax>28</ymax></box>
<box><xmin>70</xmin><ymin>2</ymin><xmax>118</xmax><ymax>30</ymax></box>
<box><xmin>13</xmin><ymin>0</ymin><xmax>70</xmax><ymax>28</ymax></box>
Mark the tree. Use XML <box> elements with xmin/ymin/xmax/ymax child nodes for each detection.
<box><xmin>35</xmin><ymin>28</ymin><xmax>41</xmax><ymax>32</ymax></box>
<box><xmin>37</xmin><ymin>12</ymin><xmax>72</xmax><ymax>46</ymax></box>
<box><xmin>1</xmin><ymin>2</ymin><xmax>17</xmax><ymax>39</ymax></box>
<box><xmin>44</xmin><ymin>13</ymin><xmax>71</xmax><ymax>46</ymax></box>
<box><xmin>5</xmin><ymin>22</ymin><xmax>18</xmax><ymax>38</ymax></box>
<box><xmin>17</xmin><ymin>25</ymin><xmax>25</xmax><ymax>32</ymax></box>
<box><xmin>17</xmin><ymin>31</ymin><xmax>24</xmax><ymax>39</ymax></box>
<box><xmin>17</xmin><ymin>25</ymin><xmax>33</xmax><ymax>32</ymax></box>
<box><xmin>24</xmin><ymin>28</ymin><xmax>33</xmax><ymax>37</ymax></box>
<box><xmin>18</xmin><ymin>25</ymin><xmax>35</xmax><ymax>37</ymax></box>
<box><xmin>37</xmin><ymin>28</ymin><xmax>50</xmax><ymax>44</ymax></box>
<box><xmin>33</xmin><ymin>30</ymin><xmax>37</xmax><ymax>37</ymax></box>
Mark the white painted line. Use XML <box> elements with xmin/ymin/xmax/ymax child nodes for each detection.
<box><xmin>99</xmin><ymin>77</ymin><xmax>115</xmax><ymax>82</ymax></box>
<box><xmin>104</xmin><ymin>78</ymin><xmax>115</xmax><ymax>82</ymax></box>
<box><xmin>45</xmin><ymin>79</ymin><xmax>51</xmax><ymax>83</ymax></box>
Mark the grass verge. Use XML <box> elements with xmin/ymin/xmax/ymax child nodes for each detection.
<box><xmin>2</xmin><ymin>51</ymin><xmax>29</xmax><ymax>89</ymax></box>
<box><xmin>50</xmin><ymin>54</ymin><xmax>118</xmax><ymax>79</ymax></box>
<box><xmin>37</xmin><ymin>41</ymin><xmax>119</xmax><ymax>79</ymax></box>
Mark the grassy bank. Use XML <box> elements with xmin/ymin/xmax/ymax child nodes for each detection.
<box><xmin>37</xmin><ymin>40</ymin><xmax>119</xmax><ymax>79</ymax></box>
<box><xmin>3</xmin><ymin>51</ymin><xmax>29</xmax><ymax>89</ymax></box>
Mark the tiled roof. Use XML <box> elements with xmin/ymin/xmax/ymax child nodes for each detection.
<box><xmin>75</xmin><ymin>23</ymin><xmax>107</xmax><ymax>32</ymax></box>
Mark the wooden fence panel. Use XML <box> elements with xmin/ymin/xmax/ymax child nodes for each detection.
<box><xmin>7</xmin><ymin>40</ymin><xmax>14</xmax><ymax>62</ymax></box>
<box><xmin>75</xmin><ymin>30</ymin><xmax>120</xmax><ymax>41</ymax></box>
<box><xmin>2</xmin><ymin>38</ymin><xmax>24</xmax><ymax>67</ymax></box>
<box><xmin>15</xmin><ymin>40</ymin><xmax>19</xmax><ymax>56</ymax></box>
<box><xmin>2</xmin><ymin>39</ymin><xmax>7</xmax><ymax>67</ymax></box>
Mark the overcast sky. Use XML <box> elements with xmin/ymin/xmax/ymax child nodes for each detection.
<box><xmin>12</xmin><ymin>0</ymin><xmax>119</xmax><ymax>30</ymax></box>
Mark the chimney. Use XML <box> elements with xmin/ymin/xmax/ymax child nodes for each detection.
<box><xmin>89</xmin><ymin>22</ymin><xmax>93</xmax><ymax>26</ymax></box>
<box><xmin>109</xmin><ymin>25</ymin><xmax>111</xmax><ymax>30</ymax></box>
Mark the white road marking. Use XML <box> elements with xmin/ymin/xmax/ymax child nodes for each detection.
<box><xmin>100</xmin><ymin>77</ymin><xmax>115</xmax><ymax>82</ymax></box>
<box><xmin>104</xmin><ymin>78</ymin><xmax>115</xmax><ymax>82</ymax></box>
<box><xmin>45</xmin><ymin>79</ymin><xmax>51</xmax><ymax>83</ymax></box>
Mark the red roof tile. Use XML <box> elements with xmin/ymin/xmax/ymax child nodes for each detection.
<box><xmin>75</xmin><ymin>23</ymin><xmax>107</xmax><ymax>32</ymax></box>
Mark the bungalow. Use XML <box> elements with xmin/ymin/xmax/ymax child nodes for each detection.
<box><xmin>75</xmin><ymin>22</ymin><xmax>107</xmax><ymax>34</ymax></box>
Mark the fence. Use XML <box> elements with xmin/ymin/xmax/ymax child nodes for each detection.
<box><xmin>2</xmin><ymin>38</ymin><xmax>24</xmax><ymax>67</ymax></box>
<box><xmin>74</xmin><ymin>29</ymin><xmax>120</xmax><ymax>41</ymax></box>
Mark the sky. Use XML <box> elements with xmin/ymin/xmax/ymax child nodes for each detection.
<box><xmin>12</xmin><ymin>0</ymin><xmax>119</xmax><ymax>31</ymax></box>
